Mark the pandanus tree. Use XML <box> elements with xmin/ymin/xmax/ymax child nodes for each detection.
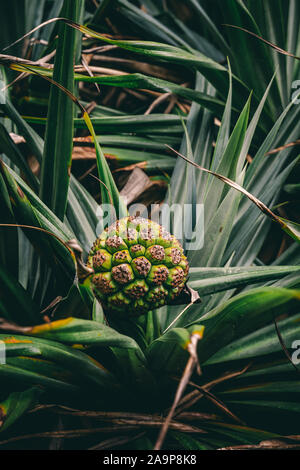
<box><xmin>0</xmin><ymin>0</ymin><xmax>299</xmax><ymax>450</ymax></box>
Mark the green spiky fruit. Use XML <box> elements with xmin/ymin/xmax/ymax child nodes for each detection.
<box><xmin>88</xmin><ymin>217</ymin><xmax>189</xmax><ymax>316</ymax></box>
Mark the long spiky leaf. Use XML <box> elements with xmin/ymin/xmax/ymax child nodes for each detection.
<box><xmin>167</xmin><ymin>146</ymin><xmax>300</xmax><ymax>244</ymax></box>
